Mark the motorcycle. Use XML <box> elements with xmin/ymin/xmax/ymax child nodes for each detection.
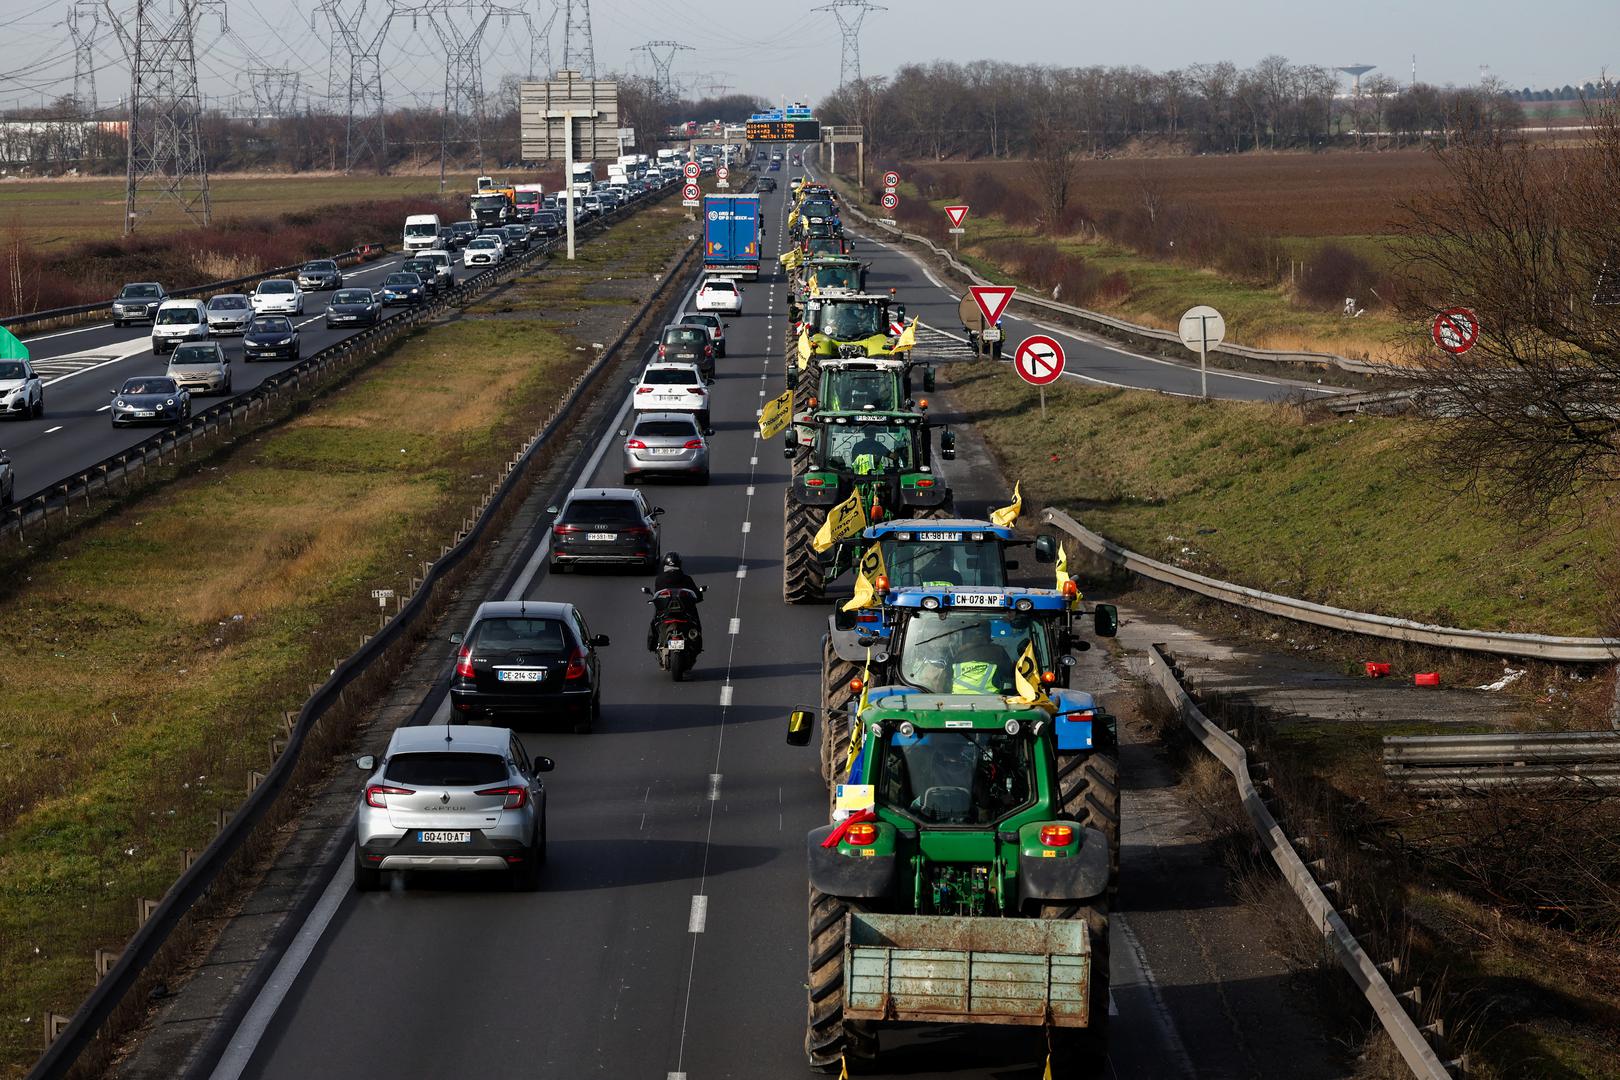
<box><xmin>643</xmin><ymin>585</ymin><xmax>706</xmax><ymax>681</ymax></box>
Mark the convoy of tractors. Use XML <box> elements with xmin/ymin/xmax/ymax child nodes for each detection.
<box><xmin>771</xmin><ymin>174</ymin><xmax>1119</xmax><ymax>1076</ymax></box>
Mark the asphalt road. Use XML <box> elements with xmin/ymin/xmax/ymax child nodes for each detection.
<box><xmin>205</xmin><ymin>172</ymin><xmax>1336</xmax><ymax>1080</ymax></box>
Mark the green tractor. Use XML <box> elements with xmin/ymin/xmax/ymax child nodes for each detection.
<box><xmin>786</xmin><ymin>683</ymin><xmax>1115</xmax><ymax>1073</ymax></box>
<box><xmin>784</xmin><ymin>355</ymin><xmax>924</xmax><ymax>471</ymax></box>
<box><xmin>787</xmin><ymin>254</ymin><xmax>866</xmax><ymax>322</ymax></box>
<box><xmin>790</xmin><ymin>291</ymin><xmax>932</xmax><ymax>401</ymax></box>
<box><xmin>782</xmin><ymin>412</ymin><xmax>956</xmax><ymax>604</ymax></box>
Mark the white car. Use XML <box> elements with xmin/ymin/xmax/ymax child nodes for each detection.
<box><xmin>633</xmin><ymin>363</ymin><xmax>710</xmax><ymax>429</ymax></box>
<box><xmin>463</xmin><ymin>235</ymin><xmax>504</xmax><ymax>268</ymax></box>
<box><xmin>695</xmin><ymin>277</ymin><xmax>742</xmax><ymax>314</ymax></box>
<box><xmin>0</xmin><ymin>357</ymin><xmax>44</xmax><ymax>419</ymax></box>
<box><xmin>251</xmin><ymin>279</ymin><xmax>304</xmax><ymax>316</ymax></box>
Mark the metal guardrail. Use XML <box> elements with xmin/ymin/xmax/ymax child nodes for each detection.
<box><xmin>25</xmin><ymin>187</ymin><xmax>696</xmax><ymax>1080</ymax></box>
<box><xmin>1384</xmin><ymin>731</ymin><xmax>1620</xmax><ymax>790</ymax></box>
<box><xmin>1042</xmin><ymin>507</ymin><xmax>1620</xmax><ymax>663</ymax></box>
<box><xmin>1145</xmin><ymin>644</ymin><xmax>1456</xmax><ymax>1080</ymax></box>
<box><xmin>804</xmin><ymin>155</ymin><xmax>1386</xmax><ymax>379</ymax></box>
<box><xmin>0</xmin><ymin>204</ymin><xmax>649</xmax><ymax>536</ymax></box>
<box><xmin>0</xmin><ymin>245</ymin><xmax>385</xmax><ymax>332</ymax></box>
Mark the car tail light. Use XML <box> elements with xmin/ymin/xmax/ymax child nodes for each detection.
<box><xmin>623</xmin><ymin>525</ymin><xmax>650</xmax><ymax>537</ymax></box>
<box><xmin>658</xmin><ymin>344</ymin><xmax>667</xmax><ymax>358</ymax></box>
<box><xmin>688</xmin><ymin>387</ymin><xmax>704</xmax><ymax>395</ymax></box>
<box><xmin>626</xmin><ymin>438</ymin><xmax>648</xmax><ymax>449</ymax></box>
<box><xmin>476</xmin><ymin>784</ymin><xmax>529</xmax><ymax>809</ymax></box>
<box><xmin>916</xmin><ymin>478</ymin><xmax>934</xmax><ymax>487</ymax></box>
<box><xmin>636</xmin><ymin>386</ymin><xmax>654</xmax><ymax>394</ymax></box>
<box><xmin>704</xmin><ymin>345</ymin><xmax>714</xmax><ymax>357</ymax></box>
<box><xmin>454</xmin><ymin>645</ymin><xmax>475</xmax><ymax>679</ymax></box>
<box><xmin>845</xmin><ymin>823</ymin><xmax>878</xmax><ymax>846</ymax></box>
<box><xmin>365</xmin><ymin>784</ymin><xmax>413</xmax><ymax>808</ymax></box>
<box><xmin>1039</xmin><ymin>824</ymin><xmax>1075</xmax><ymax>847</ymax></box>
<box><xmin>564</xmin><ymin>649</ymin><xmax>587</xmax><ymax>681</ymax></box>
<box><xmin>683</xmin><ymin>438</ymin><xmax>704</xmax><ymax>449</ymax></box>
<box><xmin>806</xmin><ymin>477</ymin><xmax>824</xmax><ymax>487</ymax></box>
<box><xmin>553</xmin><ymin>523</ymin><xmax>580</xmax><ymax>534</ymax></box>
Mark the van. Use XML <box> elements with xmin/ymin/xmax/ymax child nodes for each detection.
<box><xmin>402</xmin><ymin>214</ymin><xmax>442</xmax><ymax>253</ymax></box>
<box><xmin>419</xmin><ymin>250</ymin><xmax>454</xmax><ymax>290</ymax></box>
<box><xmin>150</xmin><ymin>299</ymin><xmax>210</xmax><ymax>355</ymax></box>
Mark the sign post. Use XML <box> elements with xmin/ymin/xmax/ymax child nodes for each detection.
<box><xmin>1178</xmin><ymin>305</ymin><xmax>1226</xmax><ymax>399</ymax></box>
<box><xmin>1014</xmin><ymin>334</ymin><xmax>1065</xmax><ymax>420</ymax></box>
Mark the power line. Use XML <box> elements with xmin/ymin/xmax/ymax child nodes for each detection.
<box><xmin>811</xmin><ymin>0</ymin><xmax>883</xmax><ymax>87</ymax></box>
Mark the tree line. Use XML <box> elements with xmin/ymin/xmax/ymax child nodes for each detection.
<box><xmin>817</xmin><ymin>58</ymin><xmax>1546</xmax><ymax>160</ymax></box>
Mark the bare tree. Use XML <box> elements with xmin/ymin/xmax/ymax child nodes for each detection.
<box><xmin>1393</xmin><ymin>100</ymin><xmax>1620</xmax><ymax>515</ymax></box>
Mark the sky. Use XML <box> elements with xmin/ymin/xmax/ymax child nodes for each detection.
<box><xmin>0</xmin><ymin>0</ymin><xmax>1614</xmax><ymax>115</ymax></box>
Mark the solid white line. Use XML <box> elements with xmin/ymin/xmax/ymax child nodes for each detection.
<box><xmin>208</xmin><ymin>860</ymin><xmax>354</xmax><ymax>1080</ymax></box>
<box><xmin>22</xmin><ymin>320</ymin><xmax>114</xmax><ymax>344</ymax></box>
<box><xmin>728</xmin><ymin>618</ymin><xmax>740</xmax><ymax>634</ymax></box>
<box><xmin>687</xmin><ymin>895</ymin><xmax>708</xmax><ymax>933</ymax></box>
<box><xmin>44</xmin><ymin>425</ymin><xmax>62</xmax><ymax>434</ymax></box>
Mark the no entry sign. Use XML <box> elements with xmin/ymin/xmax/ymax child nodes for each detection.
<box><xmin>1015</xmin><ymin>335</ymin><xmax>1065</xmax><ymax>386</ymax></box>
<box><xmin>1431</xmin><ymin>307</ymin><xmax>1479</xmax><ymax>354</ymax></box>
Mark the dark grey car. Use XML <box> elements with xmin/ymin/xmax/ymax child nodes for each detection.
<box><xmin>658</xmin><ymin>324</ymin><xmax>715</xmax><ymax>380</ymax></box>
<box><xmin>110</xmin><ymin>376</ymin><xmax>191</xmax><ymax>427</ymax></box>
<box><xmin>547</xmin><ymin>488</ymin><xmax>663</xmax><ymax>572</ymax></box>
<box><xmin>448</xmin><ymin>600</ymin><xmax>609</xmax><ymax>732</ymax></box>
<box><xmin>296</xmin><ymin>259</ymin><xmax>343</xmax><ymax>291</ymax></box>
<box><xmin>325</xmin><ymin>288</ymin><xmax>382</xmax><ymax>328</ymax></box>
<box><xmin>111</xmin><ymin>282</ymin><xmax>167</xmax><ymax>326</ymax></box>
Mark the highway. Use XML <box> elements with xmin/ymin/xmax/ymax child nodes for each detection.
<box><xmin>196</xmin><ymin>173</ymin><xmax>1340</xmax><ymax>1080</ymax></box>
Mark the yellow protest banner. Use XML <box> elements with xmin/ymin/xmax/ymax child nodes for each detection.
<box><xmin>813</xmin><ymin>489</ymin><xmax>868</xmax><ymax>552</ymax></box>
<box><xmin>990</xmin><ymin>480</ymin><xmax>1021</xmax><ymax>528</ymax></box>
<box><xmin>893</xmin><ymin>317</ymin><xmax>917</xmax><ymax>352</ymax></box>
<box><xmin>1055</xmin><ymin>542</ymin><xmax>1069</xmax><ymax>593</ymax></box>
<box><xmin>758</xmin><ymin>388</ymin><xmax>794</xmax><ymax>440</ymax></box>
<box><xmin>797</xmin><ymin>326</ymin><xmax>813</xmax><ymax>366</ymax></box>
<box><xmin>1012</xmin><ymin>638</ymin><xmax>1050</xmax><ymax>706</ymax></box>
<box><xmin>841</xmin><ymin>542</ymin><xmax>889</xmax><ymax>611</ymax></box>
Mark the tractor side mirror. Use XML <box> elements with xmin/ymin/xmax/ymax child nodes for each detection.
<box><xmin>895</xmin><ymin>304</ymin><xmax>906</xmax><ymax>323</ymax></box>
<box><xmin>786</xmin><ymin>709</ymin><xmax>814</xmax><ymax>746</ymax></box>
<box><xmin>833</xmin><ymin>609</ymin><xmax>858</xmax><ymax>631</ymax></box>
<box><xmin>940</xmin><ymin>430</ymin><xmax>957</xmax><ymax>461</ymax></box>
<box><xmin>1034</xmin><ymin>534</ymin><xmax>1058</xmax><ymax>563</ymax></box>
<box><xmin>1094</xmin><ymin>604</ymin><xmax>1119</xmax><ymax>638</ymax></box>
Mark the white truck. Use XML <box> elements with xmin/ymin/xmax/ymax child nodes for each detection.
<box><xmin>569</xmin><ymin>162</ymin><xmax>595</xmax><ymax>199</ymax></box>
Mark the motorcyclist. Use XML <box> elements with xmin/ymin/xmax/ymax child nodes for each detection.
<box><xmin>648</xmin><ymin>552</ymin><xmax>702</xmax><ymax>649</ymax></box>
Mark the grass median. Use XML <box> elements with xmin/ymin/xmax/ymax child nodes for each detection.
<box><xmin>944</xmin><ymin>363</ymin><xmax>1610</xmax><ymax>637</ymax></box>
<box><xmin>0</xmin><ymin>198</ymin><xmax>695</xmax><ymax>1075</ymax></box>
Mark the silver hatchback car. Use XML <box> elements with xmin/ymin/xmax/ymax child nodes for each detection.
<box><xmin>621</xmin><ymin>411</ymin><xmax>712</xmax><ymax>484</ymax></box>
<box><xmin>353</xmin><ymin>725</ymin><xmax>552</xmax><ymax>891</ymax></box>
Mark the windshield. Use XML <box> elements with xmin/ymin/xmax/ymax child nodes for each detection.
<box><xmin>641</xmin><ymin>367</ymin><xmax>698</xmax><ymax>386</ymax></box>
<box><xmin>257</xmin><ymin>281</ymin><xmax>294</xmax><ymax>294</ymax></box>
<box><xmin>471</xmin><ymin>195</ymin><xmax>506</xmax><ymax>209</ymax></box>
<box><xmin>155</xmin><ymin>307</ymin><xmax>200</xmax><ymax>324</ymax></box>
<box><xmin>333</xmin><ymin>291</ymin><xmax>372</xmax><ymax>305</ymax></box>
<box><xmin>822</xmin><ymin>370</ymin><xmax>899</xmax><ymax>412</ymax></box>
<box><xmin>403</xmin><ymin>262</ymin><xmax>433</xmax><ymax>276</ymax></box>
<box><xmin>808</xmin><ymin>238</ymin><xmax>842</xmax><ymax>256</ymax></box>
<box><xmin>122</xmin><ymin>378</ymin><xmax>177</xmax><ymax>395</ymax></box>
<box><xmin>303</xmin><ymin>261</ymin><xmax>336</xmax><ymax>272</ymax></box>
<box><xmin>881</xmin><ymin>538</ymin><xmax>1007</xmax><ymax>589</ymax></box>
<box><xmin>470</xmin><ymin>617</ymin><xmax>569</xmax><ymax>656</ymax></box>
<box><xmin>813</xmin><ymin>267</ymin><xmax>861</xmax><ymax>291</ymax></box>
<box><xmin>404</xmin><ymin>222</ymin><xmax>438</xmax><ymax>236</ymax></box>
<box><xmin>897</xmin><ymin>610</ymin><xmax>1050</xmax><ymax>695</ymax></box>
<box><xmin>515</xmin><ymin>192</ymin><xmax>540</xmax><ymax>205</ymax></box>
<box><xmin>0</xmin><ymin>361</ymin><xmax>27</xmax><ymax>379</ymax></box>
<box><xmin>121</xmin><ymin>284</ymin><xmax>161</xmax><ymax>298</ymax></box>
<box><xmin>385</xmin><ymin>752</ymin><xmax>506</xmax><ymax>787</ymax></box>
<box><xmin>385</xmin><ymin>274</ymin><xmax>420</xmax><ymax>286</ymax></box>
<box><xmin>169</xmin><ymin>346</ymin><xmax>218</xmax><ymax>365</ymax></box>
<box><xmin>250</xmin><ymin>317</ymin><xmax>292</xmax><ymax>334</ymax></box>
<box><xmin>469</xmin><ymin>238</ymin><xmax>497</xmax><ymax>248</ymax></box>
<box><xmin>208</xmin><ymin>295</ymin><xmax>248</xmax><ymax>310</ymax></box>
<box><xmin>818</xmin><ymin>422</ymin><xmax>915</xmax><ymax>472</ymax></box>
<box><xmin>816</xmin><ymin>302</ymin><xmax>885</xmax><ymax>340</ymax></box>
<box><xmin>877</xmin><ymin>729</ymin><xmax>1033</xmax><ymax>825</ymax></box>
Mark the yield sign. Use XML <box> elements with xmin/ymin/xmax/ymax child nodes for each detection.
<box><xmin>1014</xmin><ymin>335</ymin><xmax>1065</xmax><ymax>386</ymax></box>
<box><xmin>944</xmin><ymin>205</ymin><xmax>969</xmax><ymax>228</ymax></box>
<box><xmin>969</xmin><ymin>285</ymin><xmax>1015</xmax><ymax>325</ymax></box>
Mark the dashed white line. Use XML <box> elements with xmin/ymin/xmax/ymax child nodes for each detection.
<box><xmin>745</xmin><ymin>485</ymin><xmax>754</xmax><ymax>496</ymax></box>
<box><xmin>728</xmin><ymin>617</ymin><xmax>741</xmax><ymax>634</ymax></box>
<box><xmin>749</xmin><ymin>456</ymin><xmax>758</xmax><ymax>466</ymax></box>
<box><xmin>43</xmin><ymin>425</ymin><xmax>62</xmax><ymax>434</ymax></box>
<box><xmin>736</xmin><ymin>564</ymin><xmax>747</xmax><ymax>578</ymax></box>
<box><xmin>740</xmin><ymin>521</ymin><xmax>751</xmax><ymax>534</ymax></box>
<box><xmin>719</xmin><ymin>684</ymin><xmax>733</xmax><ymax>706</ymax></box>
<box><xmin>707</xmin><ymin>774</ymin><xmax>722</xmax><ymax>800</ymax></box>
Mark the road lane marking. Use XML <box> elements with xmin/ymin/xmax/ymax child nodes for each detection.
<box><xmin>736</xmin><ymin>564</ymin><xmax>747</xmax><ymax>578</ymax></box>
<box><xmin>749</xmin><ymin>456</ymin><xmax>757</xmax><ymax>466</ymax></box>
<box><xmin>44</xmin><ymin>425</ymin><xmax>62</xmax><ymax>434</ymax></box>
<box><xmin>719</xmin><ymin>684</ymin><xmax>733</xmax><ymax>706</ymax></box>
<box><xmin>740</xmin><ymin>521</ymin><xmax>750</xmax><ymax>533</ymax></box>
<box><xmin>728</xmin><ymin>618</ymin><xmax>740</xmax><ymax>634</ymax></box>
<box><xmin>96</xmin><ymin>405</ymin><xmax>110</xmax><ymax>411</ymax></box>
<box><xmin>687</xmin><ymin>896</ymin><xmax>708</xmax><ymax>933</ymax></box>
<box><xmin>707</xmin><ymin>774</ymin><xmax>722</xmax><ymax>800</ymax></box>
<box><xmin>745</xmin><ymin>485</ymin><xmax>754</xmax><ymax>496</ymax></box>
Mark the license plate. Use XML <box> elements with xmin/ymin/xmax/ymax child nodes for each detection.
<box><xmin>419</xmin><ymin>831</ymin><xmax>471</xmax><ymax>843</ymax></box>
<box><xmin>135</xmin><ymin>410</ymin><xmax>155</xmax><ymax>417</ymax></box>
<box><xmin>918</xmin><ymin>531</ymin><xmax>962</xmax><ymax>542</ymax></box>
<box><xmin>648</xmin><ymin>448</ymin><xmax>681</xmax><ymax>456</ymax></box>
<box><xmin>656</xmin><ymin>396</ymin><xmax>683</xmax><ymax>403</ymax></box>
<box><xmin>497</xmin><ymin>669</ymin><xmax>543</xmax><ymax>682</ymax></box>
<box><xmin>666</xmin><ymin>637</ymin><xmax>686</xmax><ymax>651</ymax></box>
<box><xmin>587</xmin><ymin>532</ymin><xmax>616</xmax><ymax>541</ymax></box>
<box><xmin>955</xmin><ymin>592</ymin><xmax>1005</xmax><ymax>607</ymax></box>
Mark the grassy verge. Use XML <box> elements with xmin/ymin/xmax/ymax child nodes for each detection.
<box><xmin>0</xmin><ymin>199</ymin><xmax>694</xmax><ymax>1075</ymax></box>
<box><xmin>943</xmin><ymin>364</ymin><xmax>1610</xmax><ymax>636</ymax></box>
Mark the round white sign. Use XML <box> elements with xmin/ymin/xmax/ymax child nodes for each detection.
<box><xmin>1178</xmin><ymin>306</ymin><xmax>1226</xmax><ymax>353</ymax></box>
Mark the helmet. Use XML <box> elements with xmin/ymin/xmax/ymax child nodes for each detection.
<box><xmin>663</xmin><ymin>552</ymin><xmax>682</xmax><ymax>571</ymax></box>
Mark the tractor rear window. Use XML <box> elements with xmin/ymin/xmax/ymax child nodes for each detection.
<box><xmin>878</xmin><ymin>730</ymin><xmax>1032</xmax><ymax>826</ymax></box>
<box><xmin>385</xmin><ymin>752</ymin><xmax>507</xmax><ymax>787</ymax></box>
<box><xmin>881</xmin><ymin>539</ymin><xmax>1006</xmax><ymax>590</ymax></box>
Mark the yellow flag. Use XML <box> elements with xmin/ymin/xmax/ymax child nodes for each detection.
<box><xmin>797</xmin><ymin>326</ymin><xmax>813</xmax><ymax>365</ymax></box>
<box><xmin>1055</xmin><ymin>542</ymin><xmax>1069</xmax><ymax>593</ymax></box>
<box><xmin>758</xmin><ymin>388</ymin><xmax>794</xmax><ymax>440</ymax></box>
<box><xmin>990</xmin><ymin>481</ymin><xmax>1022</xmax><ymax>528</ymax></box>
<box><xmin>841</xmin><ymin>542</ymin><xmax>888</xmax><ymax>611</ymax></box>
<box><xmin>809</xmin><ymin>275</ymin><xmax>821</xmax><ymax>297</ymax></box>
<box><xmin>813</xmin><ymin>489</ymin><xmax>868</xmax><ymax>553</ymax></box>
<box><xmin>844</xmin><ymin>648</ymin><xmax>872</xmax><ymax>773</ymax></box>
<box><xmin>788</xmin><ymin>209</ymin><xmax>800</xmax><ymax>231</ymax></box>
<box><xmin>1012</xmin><ymin>638</ymin><xmax>1050</xmax><ymax>706</ymax></box>
<box><xmin>893</xmin><ymin>316</ymin><xmax>917</xmax><ymax>352</ymax></box>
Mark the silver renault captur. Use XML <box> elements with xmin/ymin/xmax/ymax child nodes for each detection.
<box><xmin>352</xmin><ymin>725</ymin><xmax>551</xmax><ymax>891</ymax></box>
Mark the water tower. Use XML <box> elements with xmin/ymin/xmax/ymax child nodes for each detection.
<box><xmin>1337</xmin><ymin>64</ymin><xmax>1376</xmax><ymax>96</ymax></box>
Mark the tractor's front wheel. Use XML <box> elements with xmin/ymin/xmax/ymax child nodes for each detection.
<box><xmin>807</xmin><ymin>886</ymin><xmax>875</xmax><ymax>1072</ymax></box>
<box><xmin>821</xmin><ymin>636</ymin><xmax>861</xmax><ymax>787</ymax></box>
<box><xmin>1040</xmin><ymin>896</ymin><xmax>1110</xmax><ymax>1076</ymax></box>
<box><xmin>783</xmin><ymin>492</ymin><xmax>826</xmax><ymax>604</ymax></box>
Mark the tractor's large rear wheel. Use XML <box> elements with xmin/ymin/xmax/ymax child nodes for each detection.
<box><xmin>1057</xmin><ymin>748</ymin><xmax>1120</xmax><ymax>900</ymax></box>
<box><xmin>1040</xmin><ymin>896</ymin><xmax>1110</xmax><ymax>1077</ymax></box>
<box><xmin>806</xmin><ymin>886</ymin><xmax>875</xmax><ymax>1072</ymax></box>
<box><xmin>821</xmin><ymin>636</ymin><xmax>860</xmax><ymax>787</ymax></box>
<box><xmin>784</xmin><ymin>492</ymin><xmax>826</xmax><ymax>604</ymax></box>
